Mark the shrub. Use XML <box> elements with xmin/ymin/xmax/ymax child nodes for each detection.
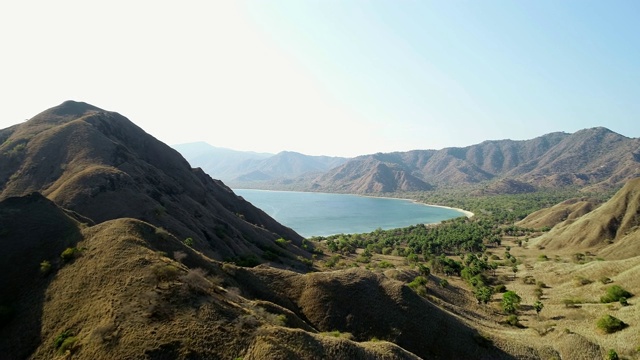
<box><xmin>153</xmin><ymin>264</ymin><xmax>180</xmax><ymax>282</ymax></box>
<box><xmin>501</xmin><ymin>291</ymin><xmax>521</xmax><ymax>314</ymax></box>
<box><xmin>596</xmin><ymin>315</ymin><xmax>626</xmax><ymax>334</ymax></box>
<box><xmin>439</xmin><ymin>279</ymin><xmax>449</xmax><ymax>288</ymax></box>
<box><xmin>173</xmin><ymin>251</ymin><xmax>187</xmax><ymax>262</ymax></box>
<box><xmin>40</xmin><ymin>260</ymin><xmax>52</xmax><ymax>275</ymax></box>
<box><xmin>534</xmin><ymin>287</ymin><xmax>543</xmax><ymax>300</ymax></box>
<box><xmin>505</xmin><ymin>314</ymin><xmax>519</xmax><ymax>326</ymax></box>
<box><xmin>537</xmin><ymin>254</ymin><xmax>549</xmax><ymax>261</ymax></box>
<box><xmin>155</xmin><ymin>227</ymin><xmax>171</xmax><ymax>240</ymax></box>
<box><xmin>606</xmin><ymin>349</ymin><xmax>619</xmax><ymax>360</ymax></box>
<box><xmin>494</xmin><ymin>284</ymin><xmax>507</xmax><ymax>293</ymax></box>
<box><xmin>601</xmin><ymin>285</ymin><xmax>633</xmax><ymax>303</ymax></box>
<box><xmin>619</xmin><ymin>297</ymin><xmax>629</xmax><ymax>306</ymax></box>
<box><xmin>58</xmin><ymin>336</ymin><xmax>78</xmax><ymax>354</ymax></box>
<box><xmin>275</xmin><ymin>238</ymin><xmax>290</xmax><ymax>248</ymax></box>
<box><xmin>562</xmin><ymin>298</ymin><xmax>582</xmax><ymax>308</ymax></box>
<box><xmin>60</xmin><ymin>247</ymin><xmax>79</xmax><ymax>262</ymax></box>
<box><xmin>183</xmin><ymin>237</ymin><xmax>194</xmax><ymax>247</ymax></box>
<box><xmin>181</xmin><ymin>268</ymin><xmax>210</xmax><ymax>293</ymax></box>
<box><xmin>573</xmin><ymin>276</ymin><xmax>593</xmax><ymax>286</ymax></box>
<box><xmin>408</xmin><ymin>276</ymin><xmax>428</xmax><ymax>287</ymax></box>
<box><xmin>53</xmin><ymin>330</ymin><xmax>74</xmax><ymax>350</ymax></box>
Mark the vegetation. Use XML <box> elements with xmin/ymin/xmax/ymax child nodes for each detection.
<box><xmin>533</xmin><ymin>301</ymin><xmax>544</xmax><ymax>316</ymax></box>
<box><xmin>183</xmin><ymin>237</ymin><xmax>194</xmax><ymax>247</ymax></box>
<box><xmin>53</xmin><ymin>330</ymin><xmax>77</xmax><ymax>353</ymax></box>
<box><xmin>40</xmin><ymin>260</ymin><xmax>52</xmax><ymax>275</ymax></box>
<box><xmin>501</xmin><ymin>291</ymin><xmax>521</xmax><ymax>314</ymax></box>
<box><xmin>600</xmin><ymin>285</ymin><xmax>633</xmax><ymax>303</ymax></box>
<box><xmin>505</xmin><ymin>314</ymin><xmax>520</xmax><ymax>327</ymax></box>
<box><xmin>596</xmin><ymin>315</ymin><xmax>627</xmax><ymax>334</ymax></box>
<box><xmin>60</xmin><ymin>247</ymin><xmax>79</xmax><ymax>262</ymax></box>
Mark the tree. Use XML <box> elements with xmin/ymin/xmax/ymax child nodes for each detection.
<box><xmin>474</xmin><ymin>286</ymin><xmax>493</xmax><ymax>305</ymax></box>
<box><xmin>501</xmin><ymin>291</ymin><xmax>521</xmax><ymax>314</ymax></box>
<box><xmin>417</xmin><ymin>263</ymin><xmax>430</xmax><ymax>277</ymax></box>
<box><xmin>533</xmin><ymin>300</ymin><xmax>544</xmax><ymax>317</ymax></box>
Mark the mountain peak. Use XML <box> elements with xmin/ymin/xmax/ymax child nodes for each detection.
<box><xmin>33</xmin><ymin>100</ymin><xmax>104</xmax><ymax>121</ymax></box>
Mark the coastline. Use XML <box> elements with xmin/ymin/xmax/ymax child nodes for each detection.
<box><xmin>353</xmin><ymin>192</ymin><xmax>475</xmax><ymax>219</ymax></box>
<box><xmin>235</xmin><ymin>188</ymin><xmax>475</xmax><ymax>220</ymax></box>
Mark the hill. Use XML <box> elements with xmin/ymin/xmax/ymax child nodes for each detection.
<box><xmin>0</xmin><ymin>192</ymin><xmax>518</xmax><ymax>359</ymax></box>
<box><xmin>172</xmin><ymin>142</ymin><xmax>273</xmax><ymax>182</ymax></box>
<box><xmin>174</xmin><ymin>143</ymin><xmax>348</xmax><ymax>185</ymax></box>
<box><xmin>0</xmin><ymin>101</ymin><xmax>305</xmax><ymax>264</ymax></box>
<box><xmin>181</xmin><ymin>127</ymin><xmax>640</xmax><ymax>194</ymax></box>
<box><xmin>0</xmin><ymin>101</ymin><xmax>521</xmax><ymax>359</ymax></box>
<box><xmin>531</xmin><ymin>177</ymin><xmax>640</xmax><ymax>259</ymax></box>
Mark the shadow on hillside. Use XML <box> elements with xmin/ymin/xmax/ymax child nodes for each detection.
<box><xmin>0</xmin><ymin>193</ymin><xmax>84</xmax><ymax>358</ymax></box>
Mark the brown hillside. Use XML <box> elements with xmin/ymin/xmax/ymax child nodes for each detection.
<box><xmin>0</xmin><ymin>198</ymin><xmax>421</xmax><ymax>359</ymax></box>
<box><xmin>533</xmin><ymin>177</ymin><xmax>640</xmax><ymax>258</ymax></box>
<box><xmin>517</xmin><ymin>198</ymin><xmax>598</xmax><ymax>229</ymax></box>
<box><xmin>311</xmin><ymin>157</ymin><xmax>432</xmax><ymax>193</ymax></box>
<box><xmin>229</xmin><ymin>266</ymin><xmax>515</xmax><ymax>359</ymax></box>
<box><xmin>0</xmin><ymin>101</ymin><xmax>305</xmax><ymax>264</ymax></box>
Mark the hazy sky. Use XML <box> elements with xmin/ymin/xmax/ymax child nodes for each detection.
<box><xmin>1</xmin><ymin>1</ymin><xmax>638</xmax><ymax>157</ymax></box>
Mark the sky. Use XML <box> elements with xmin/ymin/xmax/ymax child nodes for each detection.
<box><xmin>1</xmin><ymin>1</ymin><xmax>639</xmax><ymax>157</ymax></box>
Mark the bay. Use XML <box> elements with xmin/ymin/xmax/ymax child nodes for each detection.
<box><xmin>234</xmin><ymin>189</ymin><xmax>467</xmax><ymax>238</ymax></box>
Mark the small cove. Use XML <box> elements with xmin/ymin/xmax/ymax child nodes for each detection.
<box><xmin>234</xmin><ymin>189</ymin><xmax>467</xmax><ymax>238</ymax></box>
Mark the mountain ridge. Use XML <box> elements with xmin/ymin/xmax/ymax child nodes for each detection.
<box><xmin>178</xmin><ymin>127</ymin><xmax>640</xmax><ymax>194</ymax></box>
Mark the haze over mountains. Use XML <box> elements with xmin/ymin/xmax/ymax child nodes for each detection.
<box><xmin>3</xmin><ymin>101</ymin><xmax>640</xmax><ymax>359</ymax></box>
<box><xmin>0</xmin><ymin>101</ymin><xmax>514</xmax><ymax>359</ymax></box>
<box><xmin>176</xmin><ymin>127</ymin><xmax>640</xmax><ymax>194</ymax></box>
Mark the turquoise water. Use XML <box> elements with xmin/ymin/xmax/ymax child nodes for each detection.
<box><xmin>234</xmin><ymin>189</ymin><xmax>465</xmax><ymax>238</ymax></box>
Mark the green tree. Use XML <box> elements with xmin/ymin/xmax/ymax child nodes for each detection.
<box><xmin>501</xmin><ymin>291</ymin><xmax>521</xmax><ymax>314</ymax></box>
<box><xmin>474</xmin><ymin>286</ymin><xmax>493</xmax><ymax>305</ymax></box>
<box><xmin>533</xmin><ymin>300</ymin><xmax>544</xmax><ymax>317</ymax></box>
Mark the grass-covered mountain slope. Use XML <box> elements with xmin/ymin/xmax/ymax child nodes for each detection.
<box><xmin>1</xmin><ymin>101</ymin><xmax>523</xmax><ymax>359</ymax></box>
<box><xmin>0</xmin><ymin>101</ymin><xmax>304</xmax><ymax>264</ymax></box>
<box><xmin>532</xmin><ymin>177</ymin><xmax>640</xmax><ymax>259</ymax></box>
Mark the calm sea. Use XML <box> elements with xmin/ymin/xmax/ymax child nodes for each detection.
<box><xmin>234</xmin><ymin>189</ymin><xmax>465</xmax><ymax>238</ymax></box>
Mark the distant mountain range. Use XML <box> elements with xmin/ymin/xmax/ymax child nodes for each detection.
<box><xmin>176</xmin><ymin>127</ymin><xmax>640</xmax><ymax>194</ymax></box>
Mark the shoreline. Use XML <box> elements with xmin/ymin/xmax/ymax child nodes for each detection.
<box><xmin>234</xmin><ymin>188</ymin><xmax>475</xmax><ymax>219</ymax></box>
<box><xmin>367</xmin><ymin>195</ymin><xmax>475</xmax><ymax>219</ymax></box>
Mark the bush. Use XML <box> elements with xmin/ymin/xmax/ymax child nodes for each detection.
<box><xmin>601</xmin><ymin>285</ymin><xmax>633</xmax><ymax>303</ymax></box>
<box><xmin>53</xmin><ymin>330</ymin><xmax>74</xmax><ymax>350</ymax></box>
<box><xmin>40</xmin><ymin>260</ymin><xmax>52</xmax><ymax>275</ymax></box>
<box><xmin>606</xmin><ymin>349</ymin><xmax>619</xmax><ymax>360</ymax></box>
<box><xmin>60</xmin><ymin>247</ymin><xmax>79</xmax><ymax>262</ymax></box>
<box><xmin>505</xmin><ymin>314</ymin><xmax>519</xmax><ymax>326</ymax></box>
<box><xmin>58</xmin><ymin>336</ymin><xmax>78</xmax><ymax>354</ymax></box>
<box><xmin>596</xmin><ymin>315</ymin><xmax>626</xmax><ymax>334</ymax></box>
<box><xmin>562</xmin><ymin>298</ymin><xmax>582</xmax><ymax>308</ymax></box>
<box><xmin>183</xmin><ymin>237</ymin><xmax>194</xmax><ymax>247</ymax></box>
<box><xmin>439</xmin><ymin>279</ymin><xmax>449</xmax><ymax>288</ymax></box>
<box><xmin>275</xmin><ymin>238</ymin><xmax>290</xmax><ymax>248</ymax></box>
<box><xmin>153</xmin><ymin>264</ymin><xmax>180</xmax><ymax>282</ymax></box>
<box><xmin>494</xmin><ymin>284</ymin><xmax>507</xmax><ymax>293</ymax></box>
<box><xmin>573</xmin><ymin>276</ymin><xmax>593</xmax><ymax>286</ymax></box>
<box><xmin>501</xmin><ymin>291</ymin><xmax>521</xmax><ymax>314</ymax></box>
